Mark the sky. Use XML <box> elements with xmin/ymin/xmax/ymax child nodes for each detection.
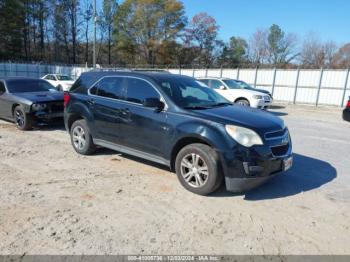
<box><xmin>180</xmin><ymin>0</ymin><xmax>350</xmax><ymax>45</ymax></box>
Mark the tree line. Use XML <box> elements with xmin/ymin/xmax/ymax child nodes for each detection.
<box><xmin>0</xmin><ymin>0</ymin><xmax>350</xmax><ymax>68</ymax></box>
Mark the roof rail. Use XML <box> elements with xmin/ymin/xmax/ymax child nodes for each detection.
<box><xmin>90</xmin><ymin>68</ymin><xmax>133</xmax><ymax>72</ymax></box>
<box><xmin>132</xmin><ymin>69</ymin><xmax>170</xmax><ymax>73</ymax></box>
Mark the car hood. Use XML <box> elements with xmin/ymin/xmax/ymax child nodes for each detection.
<box><xmin>254</xmin><ymin>88</ymin><xmax>271</xmax><ymax>95</ymax></box>
<box><xmin>190</xmin><ymin>105</ymin><xmax>284</xmax><ymax>134</ymax></box>
<box><xmin>60</xmin><ymin>80</ymin><xmax>75</xmax><ymax>85</ymax></box>
<box><xmin>14</xmin><ymin>91</ymin><xmax>64</xmax><ymax>103</ymax></box>
<box><xmin>226</xmin><ymin>88</ymin><xmax>269</xmax><ymax>97</ymax></box>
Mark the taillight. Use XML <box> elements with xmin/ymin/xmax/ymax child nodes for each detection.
<box><xmin>347</xmin><ymin>100</ymin><xmax>350</xmax><ymax>108</ymax></box>
<box><xmin>64</xmin><ymin>92</ymin><xmax>70</xmax><ymax>107</ymax></box>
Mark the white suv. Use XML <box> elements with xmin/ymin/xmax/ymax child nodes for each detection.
<box><xmin>198</xmin><ymin>78</ymin><xmax>272</xmax><ymax>109</ymax></box>
<box><xmin>42</xmin><ymin>74</ymin><xmax>75</xmax><ymax>91</ymax></box>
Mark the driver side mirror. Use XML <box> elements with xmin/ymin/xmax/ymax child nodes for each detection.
<box><xmin>219</xmin><ymin>85</ymin><xmax>226</xmax><ymax>90</ymax></box>
<box><xmin>143</xmin><ymin>98</ymin><xmax>165</xmax><ymax>111</ymax></box>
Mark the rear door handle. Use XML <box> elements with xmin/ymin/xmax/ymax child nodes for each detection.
<box><xmin>121</xmin><ymin>108</ymin><xmax>130</xmax><ymax>116</ymax></box>
<box><xmin>87</xmin><ymin>99</ymin><xmax>95</xmax><ymax>106</ymax></box>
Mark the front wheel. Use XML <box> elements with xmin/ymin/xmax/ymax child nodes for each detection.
<box><xmin>14</xmin><ymin>106</ymin><xmax>33</xmax><ymax>130</ymax></box>
<box><xmin>235</xmin><ymin>99</ymin><xmax>250</xmax><ymax>107</ymax></box>
<box><xmin>70</xmin><ymin>119</ymin><xmax>96</xmax><ymax>155</ymax></box>
<box><xmin>175</xmin><ymin>143</ymin><xmax>223</xmax><ymax>195</ymax></box>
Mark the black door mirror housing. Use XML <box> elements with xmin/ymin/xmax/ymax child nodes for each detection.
<box><xmin>143</xmin><ymin>98</ymin><xmax>165</xmax><ymax>111</ymax></box>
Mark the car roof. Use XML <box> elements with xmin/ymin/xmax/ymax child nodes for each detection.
<box><xmin>80</xmin><ymin>70</ymin><xmax>191</xmax><ymax>84</ymax></box>
<box><xmin>71</xmin><ymin>70</ymin><xmax>196</xmax><ymax>94</ymax></box>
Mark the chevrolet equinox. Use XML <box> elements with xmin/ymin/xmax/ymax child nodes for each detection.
<box><xmin>64</xmin><ymin>71</ymin><xmax>293</xmax><ymax>195</ymax></box>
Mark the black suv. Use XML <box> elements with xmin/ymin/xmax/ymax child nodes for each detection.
<box><xmin>64</xmin><ymin>71</ymin><xmax>293</xmax><ymax>195</ymax></box>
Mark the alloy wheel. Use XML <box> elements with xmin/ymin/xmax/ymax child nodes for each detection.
<box><xmin>237</xmin><ymin>100</ymin><xmax>249</xmax><ymax>106</ymax></box>
<box><xmin>72</xmin><ymin>126</ymin><xmax>86</xmax><ymax>150</ymax></box>
<box><xmin>180</xmin><ymin>153</ymin><xmax>209</xmax><ymax>188</ymax></box>
<box><xmin>15</xmin><ymin>109</ymin><xmax>25</xmax><ymax>128</ymax></box>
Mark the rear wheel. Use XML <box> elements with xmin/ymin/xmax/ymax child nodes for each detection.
<box><xmin>14</xmin><ymin>106</ymin><xmax>32</xmax><ymax>130</ymax></box>
<box><xmin>175</xmin><ymin>143</ymin><xmax>223</xmax><ymax>195</ymax></box>
<box><xmin>70</xmin><ymin>119</ymin><xmax>96</xmax><ymax>155</ymax></box>
<box><xmin>236</xmin><ymin>99</ymin><xmax>250</xmax><ymax>106</ymax></box>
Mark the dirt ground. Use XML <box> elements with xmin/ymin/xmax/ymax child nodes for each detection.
<box><xmin>0</xmin><ymin>104</ymin><xmax>349</xmax><ymax>255</ymax></box>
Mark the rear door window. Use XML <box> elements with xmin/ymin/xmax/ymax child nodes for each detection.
<box><xmin>96</xmin><ymin>77</ymin><xmax>125</xmax><ymax>100</ymax></box>
<box><xmin>125</xmin><ymin>78</ymin><xmax>160</xmax><ymax>104</ymax></box>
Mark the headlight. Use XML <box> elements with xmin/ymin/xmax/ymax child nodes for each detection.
<box><xmin>225</xmin><ymin>125</ymin><xmax>263</xmax><ymax>147</ymax></box>
<box><xmin>32</xmin><ymin>103</ymin><xmax>47</xmax><ymax>111</ymax></box>
<box><xmin>253</xmin><ymin>95</ymin><xmax>263</xmax><ymax>99</ymax></box>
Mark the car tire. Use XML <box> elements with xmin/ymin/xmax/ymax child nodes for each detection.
<box><xmin>14</xmin><ymin>105</ymin><xmax>33</xmax><ymax>130</ymax></box>
<box><xmin>175</xmin><ymin>143</ymin><xmax>223</xmax><ymax>195</ymax></box>
<box><xmin>70</xmin><ymin>119</ymin><xmax>96</xmax><ymax>155</ymax></box>
<box><xmin>235</xmin><ymin>99</ymin><xmax>250</xmax><ymax>107</ymax></box>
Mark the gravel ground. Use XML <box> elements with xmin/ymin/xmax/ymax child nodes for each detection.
<box><xmin>0</xmin><ymin>104</ymin><xmax>349</xmax><ymax>255</ymax></box>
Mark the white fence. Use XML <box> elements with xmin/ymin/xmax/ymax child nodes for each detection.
<box><xmin>0</xmin><ymin>63</ymin><xmax>349</xmax><ymax>107</ymax></box>
<box><xmin>170</xmin><ymin>68</ymin><xmax>350</xmax><ymax>107</ymax></box>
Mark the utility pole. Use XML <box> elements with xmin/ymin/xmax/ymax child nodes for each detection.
<box><xmin>93</xmin><ymin>0</ymin><xmax>96</xmax><ymax>68</ymax></box>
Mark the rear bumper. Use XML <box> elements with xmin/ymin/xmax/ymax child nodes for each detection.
<box><xmin>343</xmin><ymin>108</ymin><xmax>350</xmax><ymax>122</ymax></box>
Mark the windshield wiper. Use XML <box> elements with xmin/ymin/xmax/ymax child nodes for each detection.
<box><xmin>184</xmin><ymin>103</ymin><xmax>232</xmax><ymax>110</ymax></box>
<box><xmin>207</xmin><ymin>102</ymin><xmax>232</xmax><ymax>108</ymax></box>
<box><xmin>183</xmin><ymin>105</ymin><xmax>211</xmax><ymax>110</ymax></box>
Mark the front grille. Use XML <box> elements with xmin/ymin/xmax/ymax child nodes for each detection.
<box><xmin>271</xmin><ymin>143</ymin><xmax>289</xmax><ymax>157</ymax></box>
<box><xmin>265</xmin><ymin>128</ymin><xmax>287</xmax><ymax>139</ymax></box>
<box><xmin>48</xmin><ymin>102</ymin><xmax>64</xmax><ymax>113</ymax></box>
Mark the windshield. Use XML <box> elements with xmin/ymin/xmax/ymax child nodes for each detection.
<box><xmin>237</xmin><ymin>81</ymin><xmax>254</xmax><ymax>89</ymax></box>
<box><xmin>155</xmin><ymin>76</ymin><xmax>231</xmax><ymax>109</ymax></box>
<box><xmin>7</xmin><ymin>79</ymin><xmax>55</xmax><ymax>93</ymax></box>
<box><xmin>223</xmin><ymin>79</ymin><xmax>244</xmax><ymax>89</ymax></box>
<box><xmin>224</xmin><ymin>79</ymin><xmax>254</xmax><ymax>90</ymax></box>
<box><xmin>56</xmin><ymin>75</ymin><xmax>73</xmax><ymax>81</ymax></box>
